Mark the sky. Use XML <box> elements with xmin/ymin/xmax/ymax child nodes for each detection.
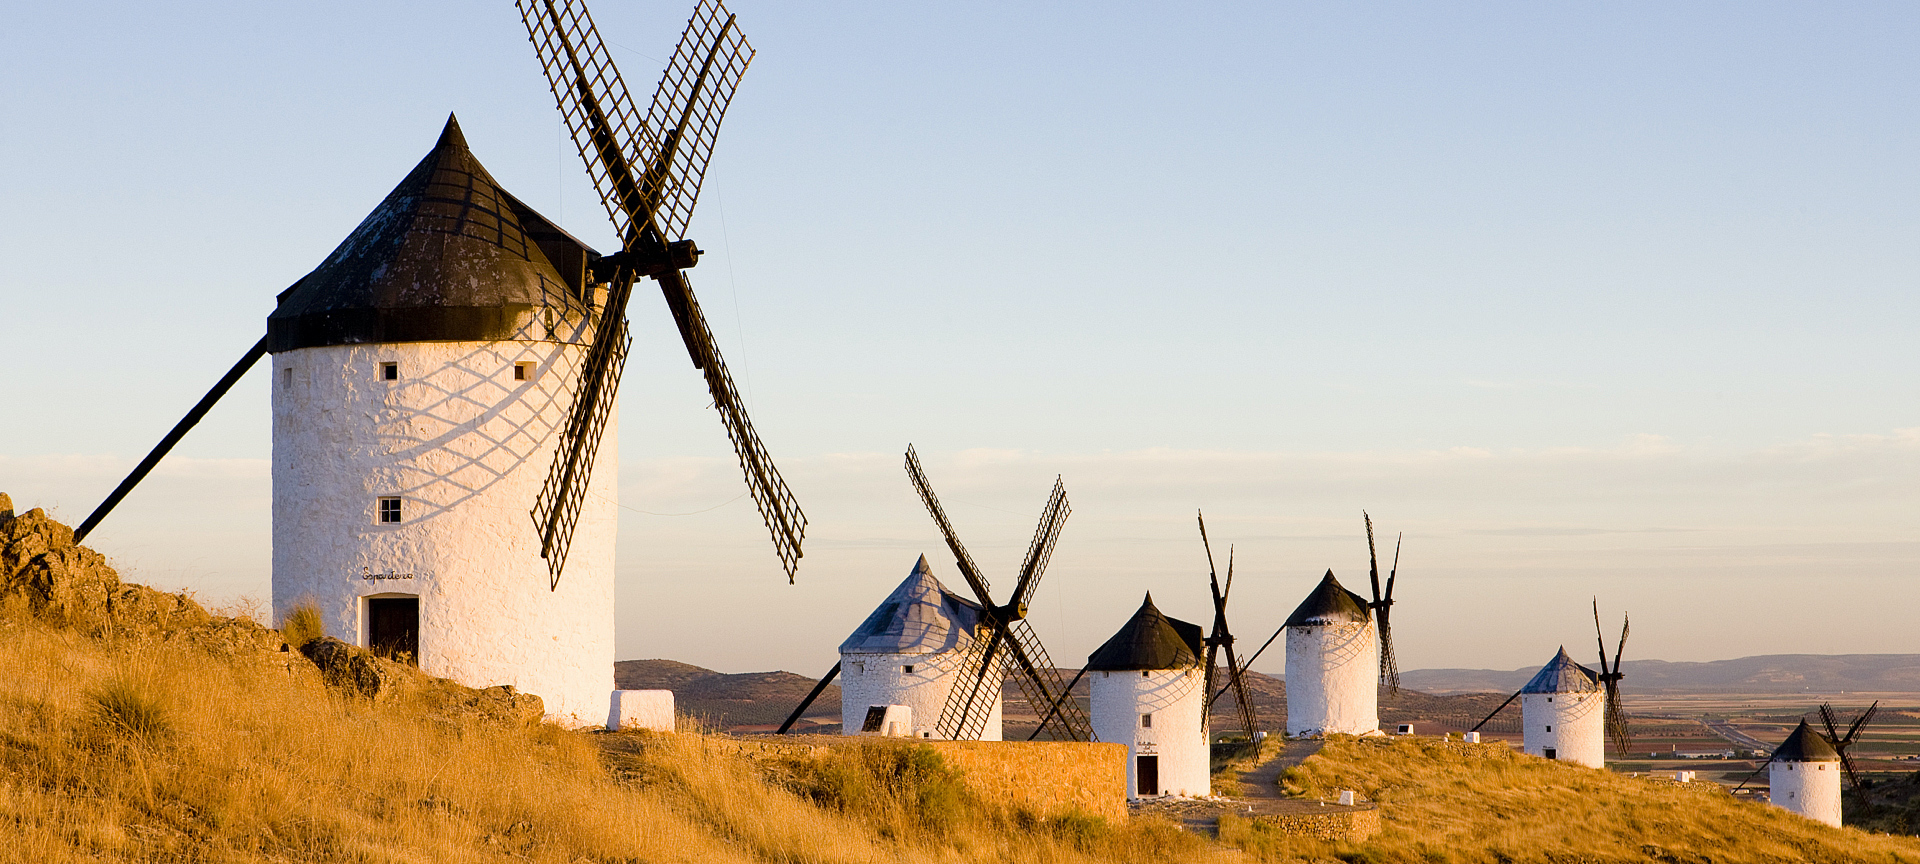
<box><xmin>2</xmin><ymin>2</ymin><xmax>1917</xmax><ymax>678</ymax></box>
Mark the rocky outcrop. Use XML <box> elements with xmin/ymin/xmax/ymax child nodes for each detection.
<box><xmin>0</xmin><ymin>494</ymin><xmax>211</xmax><ymax>635</ymax></box>
<box><xmin>300</xmin><ymin>636</ymin><xmax>543</xmax><ymax>725</ymax></box>
<box><xmin>0</xmin><ymin>492</ymin><xmax>540</xmax><ymax>726</ymax></box>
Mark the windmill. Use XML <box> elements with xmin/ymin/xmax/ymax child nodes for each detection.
<box><xmin>1196</xmin><ymin>511</ymin><xmax>1259</xmax><ymax>741</ymax></box>
<box><xmin>518</xmin><ymin>0</ymin><xmax>804</xmax><ymax>588</ymax></box>
<box><xmin>1818</xmin><ymin>701</ymin><xmax>1880</xmax><ymax>793</ymax></box>
<box><xmin>906</xmin><ymin>446</ymin><xmax>1091</xmax><ymax>742</ymax></box>
<box><xmin>1363</xmin><ymin>512</ymin><xmax>1402</xmax><ymax>694</ymax></box>
<box><xmin>71</xmin><ymin>0</ymin><xmax>807</xmax><ymax>593</ymax></box>
<box><xmin>1592</xmin><ymin>599</ymin><xmax>1631</xmax><ymax>753</ymax></box>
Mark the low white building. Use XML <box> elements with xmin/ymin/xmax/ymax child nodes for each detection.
<box><xmin>1519</xmin><ymin>647</ymin><xmax>1606</xmax><ymax>768</ymax></box>
<box><xmin>269</xmin><ymin>116</ymin><xmax>615</xmax><ymax>726</ymax></box>
<box><xmin>1087</xmin><ymin>593</ymin><xmax>1209</xmax><ymax>799</ymax></box>
<box><xmin>1283</xmin><ymin>571</ymin><xmax>1379</xmax><ymax>737</ymax></box>
<box><xmin>1769</xmin><ymin>719</ymin><xmax>1843</xmax><ymax>827</ymax></box>
<box><xmin>837</xmin><ymin>556</ymin><xmax>1000</xmax><ymax>740</ymax></box>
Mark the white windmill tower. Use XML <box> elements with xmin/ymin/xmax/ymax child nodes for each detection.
<box><xmin>832</xmin><ymin>556</ymin><xmax>998</xmax><ymax>739</ymax></box>
<box><xmin>62</xmin><ymin>1</ymin><xmax>810</xmax><ymax>728</ymax></box>
<box><xmin>1768</xmin><ymin>719</ymin><xmax>1843</xmax><ymax>827</ymax></box>
<box><xmin>266</xmin><ymin>116</ymin><xmax>622</xmax><ymax>725</ymax></box>
<box><xmin>1087</xmin><ymin>594</ymin><xmax>1209</xmax><ymax>799</ymax></box>
<box><xmin>1518</xmin><ymin>648</ymin><xmax>1606</xmax><ymax>768</ymax></box>
<box><xmin>1283</xmin><ymin>571</ymin><xmax>1379</xmax><ymax>737</ymax></box>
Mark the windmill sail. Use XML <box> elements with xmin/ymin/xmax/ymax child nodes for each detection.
<box><xmin>1593</xmin><ymin>600</ymin><xmax>1632</xmax><ymax>753</ymax></box>
<box><xmin>905</xmin><ymin>446</ymin><xmax>1090</xmax><ymax>742</ymax></box>
<box><xmin>1198</xmin><ymin>511</ymin><xmax>1259</xmax><ymax>739</ymax></box>
<box><xmin>519</xmin><ymin>0</ymin><xmax>805</xmax><ymax>586</ymax></box>
<box><xmin>1364</xmin><ymin>512</ymin><xmax>1401</xmax><ymax>693</ymax></box>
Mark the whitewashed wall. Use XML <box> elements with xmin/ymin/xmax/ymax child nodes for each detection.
<box><xmin>1284</xmin><ymin>622</ymin><xmax>1379</xmax><ymax>737</ymax></box>
<box><xmin>1770</xmin><ymin>759</ymin><xmax>1843</xmax><ymax>827</ymax></box>
<box><xmin>1520</xmin><ymin>691</ymin><xmax>1605</xmax><ymax>768</ymax></box>
<box><xmin>271</xmin><ymin>339</ymin><xmax>617</xmax><ymax>726</ymax></box>
<box><xmin>838</xmin><ymin>650</ymin><xmax>1002</xmax><ymax>740</ymax></box>
<box><xmin>1090</xmin><ymin>668</ymin><xmax>1208</xmax><ymax>798</ymax></box>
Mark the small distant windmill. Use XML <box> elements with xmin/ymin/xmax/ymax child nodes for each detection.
<box><xmin>1470</xmin><ymin>598</ymin><xmax>1632</xmax><ymax>756</ymax></box>
<box><xmin>1592</xmin><ymin>599</ymin><xmax>1631</xmax><ymax>753</ymax></box>
<box><xmin>1197</xmin><ymin>511</ymin><xmax>1258</xmax><ymax>740</ymax></box>
<box><xmin>1363</xmin><ymin>512</ymin><xmax>1402</xmax><ymax>694</ymax></box>
<box><xmin>906</xmin><ymin>446</ymin><xmax>1091</xmax><ymax>742</ymax></box>
<box><xmin>1819</xmin><ymin>701</ymin><xmax>1881</xmax><ymax>792</ymax></box>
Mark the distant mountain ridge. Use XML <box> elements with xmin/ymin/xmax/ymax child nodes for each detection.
<box><xmin>1401</xmin><ymin>653</ymin><xmax>1920</xmax><ymax>694</ymax></box>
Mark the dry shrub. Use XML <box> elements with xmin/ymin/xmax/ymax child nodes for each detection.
<box><xmin>86</xmin><ymin>678</ymin><xmax>174</xmax><ymax>747</ymax></box>
<box><xmin>277</xmin><ymin>602</ymin><xmax>324</xmax><ymax>649</ymax></box>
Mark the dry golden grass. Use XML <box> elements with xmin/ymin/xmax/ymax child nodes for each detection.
<box><xmin>1214</xmin><ymin>734</ymin><xmax>1920</xmax><ymax>863</ymax></box>
<box><xmin>0</xmin><ymin>604</ymin><xmax>1202</xmax><ymax>864</ymax></box>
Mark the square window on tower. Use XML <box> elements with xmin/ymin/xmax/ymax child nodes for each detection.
<box><xmin>281</xmin><ymin>367</ymin><xmax>293</xmax><ymax>391</ymax></box>
<box><xmin>378</xmin><ymin>497</ymin><xmax>402</xmax><ymax>524</ymax></box>
<box><xmin>903</xmin><ymin>664</ymin><xmax>915</xmax><ymax>674</ymax></box>
<box><xmin>381</xmin><ymin>362</ymin><xmax>398</xmax><ymax>381</ymax></box>
<box><xmin>1141</xmin><ymin>713</ymin><xmax>1152</xmax><ymax>728</ymax></box>
<box><xmin>514</xmin><ymin>362</ymin><xmax>535</xmax><ymax>381</ymax></box>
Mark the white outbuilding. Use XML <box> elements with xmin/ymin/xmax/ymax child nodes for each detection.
<box><xmin>1769</xmin><ymin>719</ymin><xmax>1843</xmax><ymax>827</ymax></box>
<box><xmin>1283</xmin><ymin>570</ymin><xmax>1379</xmax><ymax>737</ymax></box>
<box><xmin>269</xmin><ymin>117</ymin><xmax>616</xmax><ymax>726</ymax></box>
<box><xmin>1519</xmin><ymin>647</ymin><xmax>1606</xmax><ymax>768</ymax></box>
<box><xmin>837</xmin><ymin>556</ymin><xmax>999</xmax><ymax>740</ymax></box>
<box><xmin>1087</xmin><ymin>593</ymin><xmax>1210</xmax><ymax>799</ymax></box>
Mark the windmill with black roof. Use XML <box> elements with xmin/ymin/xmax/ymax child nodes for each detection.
<box><xmin>1282</xmin><ymin>571</ymin><xmax>1380</xmax><ymax>737</ymax></box>
<box><xmin>1086</xmin><ymin>593</ymin><xmax>1210</xmax><ymax>798</ymax></box>
<box><xmin>69</xmin><ymin>0</ymin><xmax>806</xmax><ymax>727</ymax></box>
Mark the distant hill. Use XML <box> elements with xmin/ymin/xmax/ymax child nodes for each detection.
<box><xmin>1402</xmin><ymin>654</ymin><xmax>1920</xmax><ymax>695</ymax></box>
<box><xmin>615</xmin><ymin>659</ymin><xmax>841</xmax><ymax>731</ymax></box>
<box><xmin>620</xmin><ymin>658</ymin><xmax>1507</xmax><ymax>735</ymax></box>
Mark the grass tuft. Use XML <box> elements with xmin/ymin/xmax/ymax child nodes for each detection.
<box><xmin>87</xmin><ymin>678</ymin><xmax>174</xmax><ymax>747</ymax></box>
<box><xmin>277</xmin><ymin>602</ymin><xmax>324</xmax><ymax>649</ymax></box>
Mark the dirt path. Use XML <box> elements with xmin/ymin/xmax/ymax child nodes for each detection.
<box><xmin>1236</xmin><ymin>739</ymin><xmax>1324</xmax><ymax>798</ymax></box>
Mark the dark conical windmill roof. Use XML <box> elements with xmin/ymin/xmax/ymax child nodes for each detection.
<box><xmin>268</xmin><ymin>114</ymin><xmax>600</xmax><ymax>352</ymax></box>
<box><xmin>1773</xmin><ymin>719</ymin><xmax>1840</xmax><ymax>762</ymax></box>
<box><xmin>1519</xmin><ymin>647</ymin><xmax>1601</xmax><ymax>694</ymax></box>
<box><xmin>838</xmin><ymin>556</ymin><xmax>985</xmax><ymax>655</ymax></box>
<box><xmin>1283</xmin><ymin>570</ymin><xmax>1373</xmax><ymax>627</ymax></box>
<box><xmin>1085</xmin><ymin>593</ymin><xmax>1205</xmax><ymax>671</ymax></box>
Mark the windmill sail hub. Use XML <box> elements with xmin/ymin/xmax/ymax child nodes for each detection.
<box><xmin>1086</xmin><ymin>594</ymin><xmax>1210</xmax><ymax>799</ymax></box>
<box><xmin>1282</xmin><ymin>571</ymin><xmax>1379</xmax><ymax>737</ymax></box>
<box><xmin>1768</xmin><ymin>719</ymin><xmax>1843</xmax><ymax>827</ymax></box>
<box><xmin>1518</xmin><ymin>647</ymin><xmax>1606</xmax><ymax>769</ymax></box>
<box><xmin>267</xmin><ymin>117</ymin><xmax>618</xmax><ymax>727</ymax></box>
<box><xmin>838</xmin><ymin>556</ymin><xmax>1001</xmax><ymax>740</ymax></box>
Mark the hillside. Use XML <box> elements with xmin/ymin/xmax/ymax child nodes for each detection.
<box><xmin>6</xmin><ymin>495</ymin><xmax>1918</xmax><ymax>862</ymax></box>
<box><xmin>1404</xmin><ymin>654</ymin><xmax>1920</xmax><ymax>695</ymax></box>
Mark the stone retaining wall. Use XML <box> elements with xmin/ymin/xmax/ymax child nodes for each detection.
<box><xmin>1255</xmin><ymin>805</ymin><xmax>1380</xmax><ymax>841</ymax></box>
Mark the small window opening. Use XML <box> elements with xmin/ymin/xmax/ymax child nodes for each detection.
<box><xmin>1547</xmin><ymin>697</ymin><xmax>1553</xmax><ymax>702</ymax></box>
<box><xmin>281</xmin><ymin>367</ymin><xmax>293</xmax><ymax>390</ymax></box>
<box><xmin>1141</xmin><ymin>713</ymin><xmax>1152</xmax><ymax>728</ymax></box>
<box><xmin>381</xmin><ymin>362</ymin><xmax>398</xmax><ymax>381</ymax></box>
<box><xmin>378</xmin><ymin>497</ymin><xmax>402</xmax><ymax>524</ymax></box>
<box><xmin>1142</xmin><ymin>670</ymin><xmax>1150</xmax><ymax>677</ymax></box>
<box><xmin>903</xmin><ymin>664</ymin><xmax>915</xmax><ymax>674</ymax></box>
<box><xmin>514</xmin><ymin>361</ymin><xmax>534</xmax><ymax>381</ymax></box>
<box><xmin>1544</xmin><ymin>748</ymin><xmax>1557</xmax><ymax>759</ymax></box>
<box><xmin>1546</xmin><ymin>725</ymin><xmax>1552</xmax><ymax>732</ymax></box>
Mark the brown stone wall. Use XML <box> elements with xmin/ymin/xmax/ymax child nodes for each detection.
<box><xmin>921</xmin><ymin>740</ymin><xmax>1127</xmax><ymax>821</ymax></box>
<box><xmin>1254</xmin><ymin>806</ymin><xmax>1380</xmax><ymax>841</ymax></box>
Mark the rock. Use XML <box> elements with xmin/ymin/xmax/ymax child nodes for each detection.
<box><xmin>300</xmin><ymin>637</ymin><xmax>422</xmax><ymax>702</ymax></box>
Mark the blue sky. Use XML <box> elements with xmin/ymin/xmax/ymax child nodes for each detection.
<box><xmin>3</xmin><ymin>2</ymin><xmax>1917</xmax><ymax>676</ymax></box>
